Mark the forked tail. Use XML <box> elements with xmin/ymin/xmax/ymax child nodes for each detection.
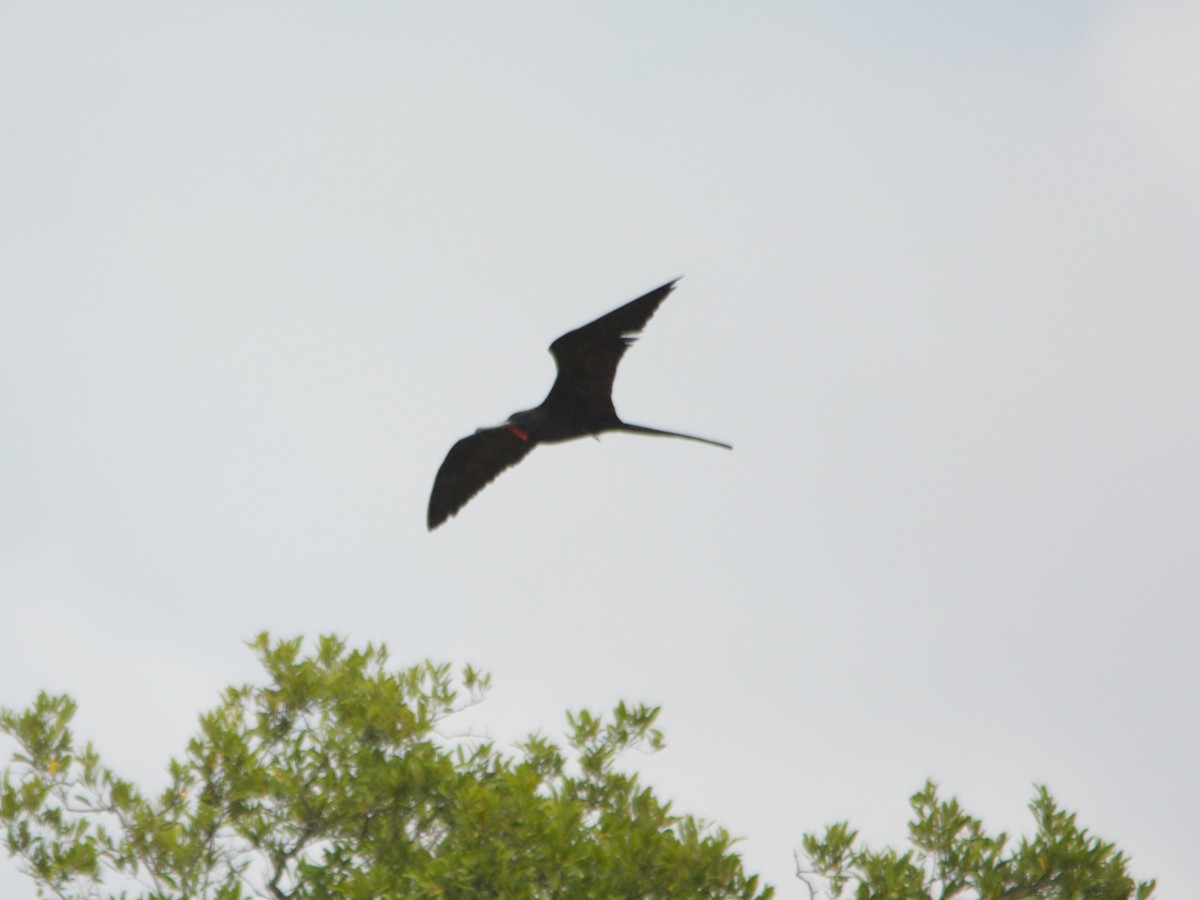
<box><xmin>619</xmin><ymin>422</ymin><xmax>732</xmax><ymax>450</ymax></box>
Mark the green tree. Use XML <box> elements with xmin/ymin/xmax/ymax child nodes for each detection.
<box><xmin>1</xmin><ymin>634</ymin><xmax>771</xmax><ymax>899</ymax></box>
<box><xmin>797</xmin><ymin>780</ymin><xmax>1155</xmax><ymax>900</ymax></box>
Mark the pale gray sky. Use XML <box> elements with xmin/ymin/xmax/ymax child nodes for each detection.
<box><xmin>2</xmin><ymin>2</ymin><xmax>1197</xmax><ymax>896</ymax></box>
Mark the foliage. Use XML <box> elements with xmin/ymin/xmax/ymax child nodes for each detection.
<box><xmin>1</xmin><ymin>633</ymin><xmax>771</xmax><ymax>900</ymax></box>
<box><xmin>797</xmin><ymin>780</ymin><xmax>1155</xmax><ymax>900</ymax></box>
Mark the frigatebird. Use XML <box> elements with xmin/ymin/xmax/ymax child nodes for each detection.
<box><xmin>427</xmin><ymin>279</ymin><xmax>731</xmax><ymax>530</ymax></box>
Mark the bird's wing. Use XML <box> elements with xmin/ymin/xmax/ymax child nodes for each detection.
<box><xmin>427</xmin><ymin>426</ymin><xmax>536</xmax><ymax>530</ymax></box>
<box><xmin>543</xmin><ymin>279</ymin><xmax>679</xmax><ymax>415</ymax></box>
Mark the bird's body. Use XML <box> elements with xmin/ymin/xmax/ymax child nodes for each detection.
<box><xmin>427</xmin><ymin>279</ymin><xmax>730</xmax><ymax>530</ymax></box>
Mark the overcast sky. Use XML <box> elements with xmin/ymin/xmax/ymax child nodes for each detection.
<box><xmin>2</xmin><ymin>2</ymin><xmax>1197</xmax><ymax>896</ymax></box>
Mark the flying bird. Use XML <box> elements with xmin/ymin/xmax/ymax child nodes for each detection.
<box><xmin>427</xmin><ymin>279</ymin><xmax>731</xmax><ymax>530</ymax></box>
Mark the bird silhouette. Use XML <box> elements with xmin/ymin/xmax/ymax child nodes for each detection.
<box><xmin>427</xmin><ymin>279</ymin><xmax>731</xmax><ymax>530</ymax></box>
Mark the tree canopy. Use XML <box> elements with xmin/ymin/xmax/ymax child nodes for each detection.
<box><xmin>797</xmin><ymin>780</ymin><xmax>1155</xmax><ymax>900</ymax></box>
<box><xmin>1</xmin><ymin>634</ymin><xmax>770</xmax><ymax>899</ymax></box>
<box><xmin>2</xmin><ymin>634</ymin><xmax>1157</xmax><ymax>899</ymax></box>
